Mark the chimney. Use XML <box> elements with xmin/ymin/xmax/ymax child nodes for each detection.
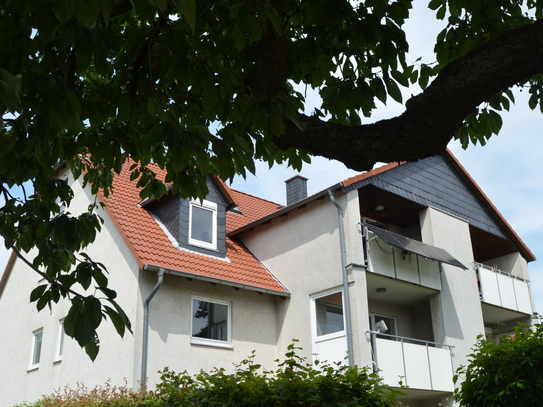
<box><xmin>285</xmin><ymin>175</ymin><xmax>308</xmax><ymax>206</ymax></box>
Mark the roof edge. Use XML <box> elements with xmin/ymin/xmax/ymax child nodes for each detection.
<box><xmin>0</xmin><ymin>249</ymin><xmax>17</xmax><ymax>299</ymax></box>
<box><xmin>143</xmin><ymin>264</ymin><xmax>290</xmax><ymax>296</ymax></box>
<box><xmin>228</xmin><ymin>182</ymin><xmax>343</xmax><ymax>236</ymax></box>
<box><xmin>444</xmin><ymin>149</ymin><xmax>536</xmax><ymax>262</ymax></box>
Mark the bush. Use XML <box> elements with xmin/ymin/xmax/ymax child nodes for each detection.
<box><xmin>454</xmin><ymin>324</ymin><xmax>543</xmax><ymax>406</ymax></box>
<box><xmin>154</xmin><ymin>342</ymin><xmax>399</xmax><ymax>407</ymax></box>
<box><xmin>13</xmin><ymin>380</ymin><xmax>151</xmax><ymax>407</ymax></box>
<box><xmin>15</xmin><ymin>343</ymin><xmax>399</xmax><ymax>407</ymax></box>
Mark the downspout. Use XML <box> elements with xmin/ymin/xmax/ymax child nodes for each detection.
<box><xmin>141</xmin><ymin>267</ymin><xmax>165</xmax><ymax>390</ymax></box>
<box><xmin>328</xmin><ymin>189</ymin><xmax>355</xmax><ymax>367</ymax></box>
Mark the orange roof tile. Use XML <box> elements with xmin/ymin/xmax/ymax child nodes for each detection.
<box><xmin>98</xmin><ymin>162</ymin><xmax>288</xmax><ymax>295</ymax></box>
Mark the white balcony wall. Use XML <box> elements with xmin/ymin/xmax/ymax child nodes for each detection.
<box><xmin>477</xmin><ymin>264</ymin><xmax>533</xmax><ymax>314</ymax></box>
<box><xmin>367</xmin><ymin>237</ymin><xmax>441</xmax><ymax>291</ymax></box>
<box><xmin>373</xmin><ymin>336</ymin><xmax>454</xmax><ymax>392</ymax></box>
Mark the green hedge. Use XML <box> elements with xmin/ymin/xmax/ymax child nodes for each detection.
<box><xmin>16</xmin><ymin>343</ymin><xmax>399</xmax><ymax>407</ymax></box>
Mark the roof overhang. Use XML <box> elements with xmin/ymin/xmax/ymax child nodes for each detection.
<box><xmin>143</xmin><ymin>264</ymin><xmax>290</xmax><ymax>297</ymax></box>
<box><xmin>363</xmin><ymin>222</ymin><xmax>468</xmax><ymax>269</ymax></box>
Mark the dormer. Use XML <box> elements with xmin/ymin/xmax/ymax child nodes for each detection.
<box><xmin>144</xmin><ymin>176</ymin><xmax>235</xmax><ymax>258</ymax></box>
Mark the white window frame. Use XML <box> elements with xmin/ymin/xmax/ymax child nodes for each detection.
<box><xmin>310</xmin><ymin>289</ymin><xmax>346</xmax><ymax>342</ymax></box>
<box><xmin>188</xmin><ymin>200</ymin><xmax>218</xmax><ymax>250</ymax></box>
<box><xmin>55</xmin><ymin>319</ymin><xmax>65</xmax><ymax>362</ymax></box>
<box><xmin>190</xmin><ymin>296</ymin><xmax>232</xmax><ymax>348</ymax></box>
<box><xmin>29</xmin><ymin>328</ymin><xmax>43</xmax><ymax>370</ymax></box>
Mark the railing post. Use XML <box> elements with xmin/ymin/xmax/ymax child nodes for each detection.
<box><xmin>400</xmin><ymin>337</ymin><xmax>407</xmax><ymax>387</ymax></box>
<box><xmin>370</xmin><ymin>331</ymin><xmax>379</xmax><ymax>372</ymax></box>
<box><xmin>426</xmin><ymin>341</ymin><xmax>433</xmax><ymax>390</ymax></box>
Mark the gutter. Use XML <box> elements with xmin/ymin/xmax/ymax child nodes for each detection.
<box><xmin>140</xmin><ymin>267</ymin><xmax>165</xmax><ymax>390</ymax></box>
<box><xmin>143</xmin><ymin>264</ymin><xmax>290</xmax><ymax>297</ymax></box>
<box><xmin>328</xmin><ymin>188</ymin><xmax>355</xmax><ymax>367</ymax></box>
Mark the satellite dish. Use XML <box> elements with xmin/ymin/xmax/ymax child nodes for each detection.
<box><xmin>374</xmin><ymin>319</ymin><xmax>388</xmax><ymax>333</ymax></box>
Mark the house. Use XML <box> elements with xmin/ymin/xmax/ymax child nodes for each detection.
<box><xmin>0</xmin><ymin>150</ymin><xmax>536</xmax><ymax>407</ymax></box>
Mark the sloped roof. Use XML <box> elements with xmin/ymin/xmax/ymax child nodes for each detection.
<box><xmin>99</xmin><ymin>162</ymin><xmax>288</xmax><ymax>295</ymax></box>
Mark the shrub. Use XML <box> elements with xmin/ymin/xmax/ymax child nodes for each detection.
<box><xmin>13</xmin><ymin>380</ymin><xmax>152</xmax><ymax>407</ymax></box>
<box><xmin>154</xmin><ymin>342</ymin><xmax>399</xmax><ymax>407</ymax></box>
<box><xmin>454</xmin><ymin>323</ymin><xmax>543</xmax><ymax>406</ymax></box>
<box><xmin>15</xmin><ymin>343</ymin><xmax>399</xmax><ymax>407</ymax></box>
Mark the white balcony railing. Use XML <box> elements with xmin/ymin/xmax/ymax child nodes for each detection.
<box><xmin>475</xmin><ymin>263</ymin><xmax>533</xmax><ymax>314</ymax></box>
<box><xmin>369</xmin><ymin>331</ymin><xmax>454</xmax><ymax>392</ymax></box>
<box><xmin>367</xmin><ymin>235</ymin><xmax>442</xmax><ymax>291</ymax></box>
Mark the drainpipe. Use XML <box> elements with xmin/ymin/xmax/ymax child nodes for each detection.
<box><xmin>141</xmin><ymin>267</ymin><xmax>165</xmax><ymax>390</ymax></box>
<box><xmin>328</xmin><ymin>189</ymin><xmax>355</xmax><ymax>367</ymax></box>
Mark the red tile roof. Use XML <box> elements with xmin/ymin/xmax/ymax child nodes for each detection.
<box><xmin>98</xmin><ymin>161</ymin><xmax>288</xmax><ymax>295</ymax></box>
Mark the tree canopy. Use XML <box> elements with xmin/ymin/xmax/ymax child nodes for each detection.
<box><xmin>2</xmin><ymin>0</ymin><xmax>543</xmax><ymax>358</ymax></box>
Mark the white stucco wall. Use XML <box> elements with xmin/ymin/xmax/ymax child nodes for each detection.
<box><xmin>139</xmin><ymin>275</ymin><xmax>280</xmax><ymax>387</ymax></box>
<box><xmin>238</xmin><ymin>190</ymin><xmax>371</xmax><ymax>367</ymax></box>
<box><xmin>420</xmin><ymin>206</ymin><xmax>484</xmax><ymax>405</ymax></box>
<box><xmin>0</xmin><ymin>174</ymin><xmax>142</xmax><ymax>407</ymax></box>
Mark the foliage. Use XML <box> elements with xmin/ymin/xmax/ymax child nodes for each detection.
<box><xmin>154</xmin><ymin>342</ymin><xmax>400</xmax><ymax>407</ymax></box>
<box><xmin>12</xmin><ymin>380</ymin><xmax>151</xmax><ymax>407</ymax></box>
<box><xmin>453</xmin><ymin>323</ymin><xmax>543</xmax><ymax>407</ymax></box>
<box><xmin>12</xmin><ymin>345</ymin><xmax>399</xmax><ymax>407</ymax></box>
<box><xmin>2</xmin><ymin>0</ymin><xmax>543</xmax><ymax>357</ymax></box>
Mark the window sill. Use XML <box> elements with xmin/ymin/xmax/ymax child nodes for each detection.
<box><xmin>27</xmin><ymin>365</ymin><xmax>39</xmax><ymax>373</ymax></box>
<box><xmin>190</xmin><ymin>338</ymin><xmax>233</xmax><ymax>349</ymax></box>
<box><xmin>53</xmin><ymin>357</ymin><xmax>63</xmax><ymax>365</ymax></box>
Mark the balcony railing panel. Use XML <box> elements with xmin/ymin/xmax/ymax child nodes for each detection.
<box><xmin>476</xmin><ymin>263</ymin><xmax>532</xmax><ymax>314</ymax></box>
<box><xmin>368</xmin><ymin>238</ymin><xmax>442</xmax><ymax>291</ymax></box>
<box><xmin>370</xmin><ymin>332</ymin><xmax>454</xmax><ymax>392</ymax></box>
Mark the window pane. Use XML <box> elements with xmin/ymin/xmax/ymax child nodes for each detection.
<box><xmin>192</xmin><ymin>300</ymin><xmax>229</xmax><ymax>341</ymax></box>
<box><xmin>315</xmin><ymin>292</ymin><xmax>344</xmax><ymax>336</ymax></box>
<box><xmin>191</xmin><ymin>206</ymin><xmax>213</xmax><ymax>243</ymax></box>
<box><xmin>58</xmin><ymin>321</ymin><xmax>65</xmax><ymax>358</ymax></box>
<box><xmin>33</xmin><ymin>330</ymin><xmax>43</xmax><ymax>366</ymax></box>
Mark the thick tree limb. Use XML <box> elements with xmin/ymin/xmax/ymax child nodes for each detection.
<box><xmin>279</xmin><ymin>19</ymin><xmax>543</xmax><ymax>171</ymax></box>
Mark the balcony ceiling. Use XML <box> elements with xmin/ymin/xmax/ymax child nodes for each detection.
<box><xmin>366</xmin><ymin>272</ymin><xmax>439</xmax><ymax>306</ymax></box>
<box><xmin>358</xmin><ymin>185</ymin><xmax>424</xmax><ymax>228</ymax></box>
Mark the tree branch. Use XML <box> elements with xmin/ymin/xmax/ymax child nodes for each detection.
<box><xmin>0</xmin><ymin>227</ymin><xmax>85</xmax><ymax>299</ymax></box>
<box><xmin>278</xmin><ymin>19</ymin><xmax>543</xmax><ymax>171</ymax></box>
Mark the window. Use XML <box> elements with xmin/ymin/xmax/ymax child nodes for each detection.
<box><xmin>189</xmin><ymin>200</ymin><xmax>217</xmax><ymax>250</ymax></box>
<box><xmin>30</xmin><ymin>329</ymin><xmax>43</xmax><ymax>369</ymax></box>
<box><xmin>314</xmin><ymin>291</ymin><xmax>344</xmax><ymax>337</ymax></box>
<box><xmin>191</xmin><ymin>297</ymin><xmax>231</xmax><ymax>347</ymax></box>
<box><xmin>369</xmin><ymin>314</ymin><xmax>397</xmax><ymax>340</ymax></box>
<box><xmin>56</xmin><ymin>319</ymin><xmax>65</xmax><ymax>361</ymax></box>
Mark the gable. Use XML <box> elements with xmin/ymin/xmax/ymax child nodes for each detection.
<box><xmin>342</xmin><ymin>155</ymin><xmax>509</xmax><ymax>241</ymax></box>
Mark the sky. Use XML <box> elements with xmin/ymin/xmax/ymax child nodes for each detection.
<box><xmin>1</xmin><ymin>5</ymin><xmax>542</xmax><ymax>314</ymax></box>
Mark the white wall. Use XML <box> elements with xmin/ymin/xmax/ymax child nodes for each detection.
<box><xmin>420</xmin><ymin>207</ymin><xmax>484</xmax><ymax>406</ymax></box>
<box><xmin>0</xmin><ymin>173</ymin><xmax>142</xmax><ymax>407</ymax></box>
<box><xmin>139</xmin><ymin>274</ymin><xmax>280</xmax><ymax>387</ymax></box>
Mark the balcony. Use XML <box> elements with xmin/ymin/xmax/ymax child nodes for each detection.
<box><xmin>475</xmin><ymin>263</ymin><xmax>533</xmax><ymax>321</ymax></box>
<box><xmin>369</xmin><ymin>331</ymin><xmax>454</xmax><ymax>392</ymax></box>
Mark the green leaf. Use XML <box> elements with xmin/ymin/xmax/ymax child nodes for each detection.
<box><xmin>104</xmin><ymin>305</ymin><xmax>126</xmax><ymax>337</ymax></box>
<box><xmin>202</xmin><ymin>83</ymin><xmax>219</xmax><ymax>112</ymax></box>
<box><xmin>75</xmin><ymin>0</ymin><xmax>101</xmax><ymax>28</ymax></box>
<box><xmin>385</xmin><ymin>79</ymin><xmax>403</xmax><ymax>103</ymax></box>
<box><xmin>85</xmin><ymin>335</ymin><xmax>100</xmax><ymax>361</ymax></box>
<box><xmin>178</xmin><ymin>0</ymin><xmax>196</xmax><ymax>33</ymax></box>
<box><xmin>54</xmin><ymin>0</ymin><xmax>76</xmax><ymax>22</ymax></box>
<box><xmin>30</xmin><ymin>284</ymin><xmax>48</xmax><ymax>302</ymax></box>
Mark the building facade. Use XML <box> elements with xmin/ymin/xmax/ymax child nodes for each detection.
<box><xmin>0</xmin><ymin>151</ymin><xmax>536</xmax><ymax>407</ymax></box>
